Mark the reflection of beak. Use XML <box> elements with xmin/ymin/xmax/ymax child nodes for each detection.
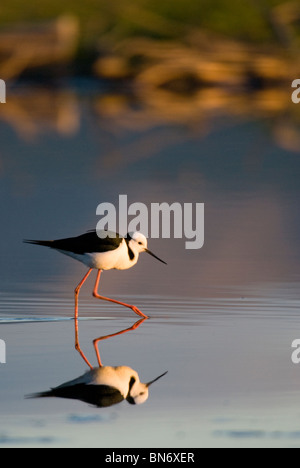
<box><xmin>145</xmin><ymin>249</ymin><xmax>167</xmax><ymax>265</ymax></box>
<box><xmin>146</xmin><ymin>371</ymin><xmax>168</xmax><ymax>387</ymax></box>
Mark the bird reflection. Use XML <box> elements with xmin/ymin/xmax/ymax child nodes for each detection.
<box><xmin>29</xmin><ymin>318</ymin><xmax>167</xmax><ymax>408</ymax></box>
<box><xmin>31</xmin><ymin>365</ymin><xmax>168</xmax><ymax>408</ymax></box>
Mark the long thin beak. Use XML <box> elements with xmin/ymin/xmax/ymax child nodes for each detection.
<box><xmin>145</xmin><ymin>249</ymin><xmax>167</xmax><ymax>265</ymax></box>
<box><xmin>146</xmin><ymin>371</ymin><xmax>168</xmax><ymax>387</ymax></box>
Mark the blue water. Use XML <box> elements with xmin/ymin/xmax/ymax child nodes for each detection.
<box><xmin>0</xmin><ymin>84</ymin><xmax>300</xmax><ymax>447</ymax></box>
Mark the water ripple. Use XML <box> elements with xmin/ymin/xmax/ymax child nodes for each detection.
<box><xmin>0</xmin><ymin>292</ymin><xmax>299</xmax><ymax>322</ymax></box>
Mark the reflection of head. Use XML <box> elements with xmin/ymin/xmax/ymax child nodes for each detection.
<box><xmin>127</xmin><ymin>370</ymin><xmax>168</xmax><ymax>405</ymax></box>
<box><xmin>27</xmin><ymin>366</ymin><xmax>167</xmax><ymax>409</ymax></box>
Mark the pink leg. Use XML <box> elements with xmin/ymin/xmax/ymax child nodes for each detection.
<box><xmin>93</xmin><ymin>318</ymin><xmax>147</xmax><ymax>367</ymax></box>
<box><xmin>93</xmin><ymin>270</ymin><xmax>149</xmax><ymax>319</ymax></box>
<box><xmin>74</xmin><ymin>269</ymin><xmax>94</xmax><ymax>369</ymax></box>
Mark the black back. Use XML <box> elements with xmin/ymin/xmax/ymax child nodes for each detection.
<box><xmin>24</xmin><ymin>231</ymin><xmax>124</xmax><ymax>255</ymax></box>
<box><xmin>36</xmin><ymin>384</ymin><xmax>125</xmax><ymax>408</ymax></box>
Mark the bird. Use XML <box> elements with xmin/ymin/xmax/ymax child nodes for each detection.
<box><xmin>27</xmin><ymin>366</ymin><xmax>168</xmax><ymax>408</ymax></box>
<box><xmin>24</xmin><ymin>230</ymin><xmax>167</xmax><ymax>320</ymax></box>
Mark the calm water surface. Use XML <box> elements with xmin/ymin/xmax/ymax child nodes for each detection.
<box><xmin>0</xmin><ymin>84</ymin><xmax>300</xmax><ymax>447</ymax></box>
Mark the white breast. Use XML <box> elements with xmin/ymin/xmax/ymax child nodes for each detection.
<box><xmin>58</xmin><ymin>239</ymin><xmax>138</xmax><ymax>271</ymax></box>
<box><xmin>90</xmin><ymin>366</ymin><xmax>139</xmax><ymax>398</ymax></box>
<box><xmin>56</xmin><ymin>366</ymin><xmax>139</xmax><ymax>399</ymax></box>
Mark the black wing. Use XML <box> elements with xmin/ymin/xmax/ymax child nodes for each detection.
<box><xmin>24</xmin><ymin>231</ymin><xmax>124</xmax><ymax>255</ymax></box>
<box><xmin>29</xmin><ymin>384</ymin><xmax>125</xmax><ymax>408</ymax></box>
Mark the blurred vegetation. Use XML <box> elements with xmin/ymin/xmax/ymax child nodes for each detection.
<box><xmin>0</xmin><ymin>0</ymin><xmax>300</xmax><ymax>152</ymax></box>
<box><xmin>0</xmin><ymin>0</ymin><xmax>298</xmax><ymax>47</ymax></box>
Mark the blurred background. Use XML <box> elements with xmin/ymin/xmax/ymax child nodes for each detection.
<box><xmin>1</xmin><ymin>0</ymin><xmax>300</xmax><ymax>449</ymax></box>
<box><xmin>0</xmin><ymin>0</ymin><xmax>300</xmax><ymax>295</ymax></box>
<box><xmin>1</xmin><ymin>0</ymin><xmax>300</xmax><ymax>143</ymax></box>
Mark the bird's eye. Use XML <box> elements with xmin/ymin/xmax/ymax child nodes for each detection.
<box><xmin>138</xmin><ymin>242</ymin><xmax>143</xmax><ymax>245</ymax></box>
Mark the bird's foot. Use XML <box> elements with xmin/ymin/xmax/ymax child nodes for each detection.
<box><xmin>130</xmin><ymin>305</ymin><xmax>149</xmax><ymax>320</ymax></box>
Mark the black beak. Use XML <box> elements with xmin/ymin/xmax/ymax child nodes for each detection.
<box><xmin>145</xmin><ymin>249</ymin><xmax>167</xmax><ymax>265</ymax></box>
<box><xmin>146</xmin><ymin>371</ymin><xmax>168</xmax><ymax>388</ymax></box>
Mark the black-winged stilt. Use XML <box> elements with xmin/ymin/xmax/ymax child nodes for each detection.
<box><xmin>24</xmin><ymin>230</ymin><xmax>167</xmax><ymax>322</ymax></box>
<box><xmin>28</xmin><ymin>318</ymin><xmax>168</xmax><ymax>408</ymax></box>
<box><xmin>28</xmin><ymin>366</ymin><xmax>168</xmax><ymax>407</ymax></box>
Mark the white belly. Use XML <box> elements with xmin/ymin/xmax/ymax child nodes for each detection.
<box><xmin>58</xmin><ymin>241</ymin><xmax>138</xmax><ymax>271</ymax></box>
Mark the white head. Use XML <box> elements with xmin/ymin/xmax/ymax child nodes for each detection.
<box><xmin>128</xmin><ymin>232</ymin><xmax>167</xmax><ymax>265</ymax></box>
<box><xmin>127</xmin><ymin>371</ymin><xmax>168</xmax><ymax>405</ymax></box>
